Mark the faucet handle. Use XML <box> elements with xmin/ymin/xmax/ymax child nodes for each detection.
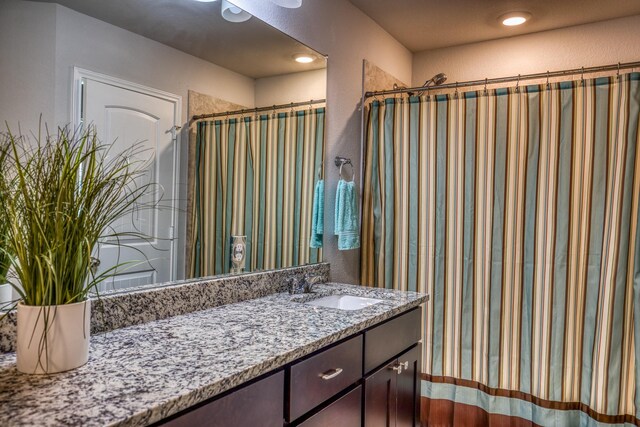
<box><xmin>304</xmin><ymin>273</ymin><xmax>323</xmax><ymax>284</ymax></box>
<box><xmin>287</xmin><ymin>278</ymin><xmax>305</xmax><ymax>295</ymax></box>
<box><xmin>303</xmin><ymin>274</ymin><xmax>323</xmax><ymax>293</ymax></box>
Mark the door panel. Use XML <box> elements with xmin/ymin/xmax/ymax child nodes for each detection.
<box><xmin>365</xmin><ymin>360</ymin><xmax>397</xmax><ymax>427</ymax></box>
<box><xmin>103</xmin><ymin>107</ymin><xmax>159</xmax><ymax>241</ymax></box>
<box><xmin>396</xmin><ymin>345</ymin><xmax>421</xmax><ymax>427</ymax></box>
<box><xmin>83</xmin><ymin>79</ymin><xmax>177</xmax><ymax>288</ymax></box>
<box><xmin>95</xmin><ymin>270</ymin><xmax>156</xmax><ymax>293</ymax></box>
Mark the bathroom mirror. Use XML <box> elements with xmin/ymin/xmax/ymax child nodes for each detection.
<box><xmin>0</xmin><ymin>0</ymin><xmax>327</xmax><ymax>296</ymax></box>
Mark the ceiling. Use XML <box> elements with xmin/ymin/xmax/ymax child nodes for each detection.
<box><xmin>34</xmin><ymin>0</ymin><xmax>325</xmax><ymax>78</ymax></box>
<box><xmin>348</xmin><ymin>0</ymin><xmax>640</xmax><ymax>52</ymax></box>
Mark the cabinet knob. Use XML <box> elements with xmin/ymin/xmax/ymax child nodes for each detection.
<box><xmin>390</xmin><ymin>363</ymin><xmax>403</xmax><ymax>374</ymax></box>
<box><xmin>390</xmin><ymin>361</ymin><xmax>409</xmax><ymax>374</ymax></box>
<box><xmin>320</xmin><ymin>367</ymin><xmax>343</xmax><ymax>380</ymax></box>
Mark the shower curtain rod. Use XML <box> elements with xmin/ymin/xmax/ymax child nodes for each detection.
<box><xmin>191</xmin><ymin>98</ymin><xmax>326</xmax><ymax>122</ymax></box>
<box><xmin>364</xmin><ymin>60</ymin><xmax>640</xmax><ymax>99</ymax></box>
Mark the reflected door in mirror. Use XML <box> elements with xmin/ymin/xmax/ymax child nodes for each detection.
<box><xmin>83</xmin><ymin>78</ymin><xmax>178</xmax><ymax>290</ymax></box>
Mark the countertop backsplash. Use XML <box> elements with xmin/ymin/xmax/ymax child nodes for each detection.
<box><xmin>0</xmin><ymin>263</ymin><xmax>330</xmax><ymax>353</ymax></box>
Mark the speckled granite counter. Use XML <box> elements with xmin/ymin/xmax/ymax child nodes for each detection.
<box><xmin>0</xmin><ymin>263</ymin><xmax>329</xmax><ymax>352</ymax></box>
<box><xmin>0</xmin><ymin>283</ymin><xmax>426</xmax><ymax>427</ymax></box>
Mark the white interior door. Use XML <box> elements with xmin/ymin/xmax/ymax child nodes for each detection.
<box><xmin>81</xmin><ymin>76</ymin><xmax>179</xmax><ymax>291</ymax></box>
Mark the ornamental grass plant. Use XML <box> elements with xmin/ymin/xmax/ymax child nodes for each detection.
<box><xmin>0</xmin><ymin>124</ymin><xmax>154</xmax><ymax>307</ymax></box>
<box><xmin>0</xmin><ymin>138</ymin><xmax>11</xmax><ymax>285</ymax></box>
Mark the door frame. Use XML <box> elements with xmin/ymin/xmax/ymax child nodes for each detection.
<box><xmin>71</xmin><ymin>67</ymin><xmax>182</xmax><ymax>282</ymax></box>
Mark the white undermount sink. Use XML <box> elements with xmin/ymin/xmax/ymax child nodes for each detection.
<box><xmin>305</xmin><ymin>295</ymin><xmax>384</xmax><ymax>311</ymax></box>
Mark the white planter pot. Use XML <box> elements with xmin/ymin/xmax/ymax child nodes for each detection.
<box><xmin>16</xmin><ymin>300</ymin><xmax>90</xmax><ymax>374</ymax></box>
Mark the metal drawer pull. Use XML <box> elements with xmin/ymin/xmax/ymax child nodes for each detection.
<box><xmin>320</xmin><ymin>368</ymin><xmax>343</xmax><ymax>380</ymax></box>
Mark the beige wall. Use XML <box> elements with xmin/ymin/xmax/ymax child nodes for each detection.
<box><xmin>413</xmin><ymin>14</ymin><xmax>640</xmax><ymax>87</ymax></box>
<box><xmin>255</xmin><ymin>69</ymin><xmax>326</xmax><ymax>106</ymax></box>
<box><xmin>231</xmin><ymin>0</ymin><xmax>413</xmax><ymax>284</ymax></box>
<box><xmin>0</xmin><ymin>1</ymin><xmax>57</xmax><ymax>132</ymax></box>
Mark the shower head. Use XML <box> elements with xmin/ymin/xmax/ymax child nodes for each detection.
<box><xmin>428</xmin><ymin>73</ymin><xmax>447</xmax><ymax>86</ymax></box>
<box><xmin>414</xmin><ymin>72</ymin><xmax>448</xmax><ymax>96</ymax></box>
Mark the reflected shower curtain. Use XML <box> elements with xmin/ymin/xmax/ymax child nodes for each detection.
<box><xmin>191</xmin><ymin>108</ymin><xmax>324</xmax><ymax>277</ymax></box>
<box><xmin>361</xmin><ymin>74</ymin><xmax>640</xmax><ymax>425</ymax></box>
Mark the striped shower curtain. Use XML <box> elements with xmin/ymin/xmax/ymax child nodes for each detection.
<box><xmin>191</xmin><ymin>107</ymin><xmax>324</xmax><ymax>277</ymax></box>
<box><xmin>361</xmin><ymin>73</ymin><xmax>640</xmax><ymax>425</ymax></box>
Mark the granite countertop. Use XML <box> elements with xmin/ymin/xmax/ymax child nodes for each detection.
<box><xmin>0</xmin><ymin>283</ymin><xmax>426</xmax><ymax>427</ymax></box>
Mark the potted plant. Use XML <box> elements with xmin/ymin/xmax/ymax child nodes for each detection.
<box><xmin>0</xmin><ymin>124</ymin><xmax>152</xmax><ymax>374</ymax></box>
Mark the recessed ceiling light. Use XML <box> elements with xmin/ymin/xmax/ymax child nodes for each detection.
<box><xmin>500</xmin><ymin>12</ymin><xmax>531</xmax><ymax>26</ymax></box>
<box><xmin>294</xmin><ymin>54</ymin><xmax>315</xmax><ymax>64</ymax></box>
<box><xmin>193</xmin><ymin>0</ymin><xmax>218</xmax><ymax>2</ymax></box>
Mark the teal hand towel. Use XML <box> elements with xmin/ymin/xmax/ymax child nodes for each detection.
<box><xmin>334</xmin><ymin>179</ymin><xmax>360</xmax><ymax>250</ymax></box>
<box><xmin>310</xmin><ymin>179</ymin><xmax>324</xmax><ymax>248</ymax></box>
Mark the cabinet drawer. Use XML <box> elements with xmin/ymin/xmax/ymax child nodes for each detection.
<box><xmin>159</xmin><ymin>370</ymin><xmax>284</xmax><ymax>427</ymax></box>
<box><xmin>297</xmin><ymin>385</ymin><xmax>362</xmax><ymax>427</ymax></box>
<box><xmin>364</xmin><ymin>307</ymin><xmax>421</xmax><ymax>373</ymax></box>
<box><xmin>289</xmin><ymin>335</ymin><xmax>363</xmax><ymax>421</ymax></box>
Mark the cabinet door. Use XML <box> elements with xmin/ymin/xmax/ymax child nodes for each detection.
<box><xmin>364</xmin><ymin>360</ymin><xmax>397</xmax><ymax>427</ymax></box>
<box><xmin>297</xmin><ymin>386</ymin><xmax>362</xmax><ymax>427</ymax></box>
<box><xmin>364</xmin><ymin>308</ymin><xmax>421</xmax><ymax>373</ymax></box>
<box><xmin>395</xmin><ymin>345</ymin><xmax>421</xmax><ymax>427</ymax></box>
<box><xmin>159</xmin><ymin>370</ymin><xmax>284</xmax><ymax>427</ymax></box>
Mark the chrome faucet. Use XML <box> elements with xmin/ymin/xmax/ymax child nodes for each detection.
<box><xmin>289</xmin><ymin>274</ymin><xmax>323</xmax><ymax>294</ymax></box>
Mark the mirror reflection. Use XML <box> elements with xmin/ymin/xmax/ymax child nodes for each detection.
<box><xmin>0</xmin><ymin>0</ymin><xmax>327</xmax><ymax>297</ymax></box>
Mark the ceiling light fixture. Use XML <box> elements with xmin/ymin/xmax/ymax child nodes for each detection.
<box><xmin>500</xmin><ymin>11</ymin><xmax>531</xmax><ymax>26</ymax></box>
<box><xmin>293</xmin><ymin>54</ymin><xmax>315</xmax><ymax>64</ymax></box>
<box><xmin>193</xmin><ymin>0</ymin><xmax>218</xmax><ymax>2</ymax></box>
<box><xmin>270</xmin><ymin>0</ymin><xmax>303</xmax><ymax>8</ymax></box>
<box><xmin>221</xmin><ymin>0</ymin><xmax>251</xmax><ymax>22</ymax></box>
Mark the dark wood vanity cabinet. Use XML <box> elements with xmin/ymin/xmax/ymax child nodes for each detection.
<box><xmin>158</xmin><ymin>370</ymin><xmax>284</xmax><ymax>427</ymax></box>
<box><xmin>156</xmin><ymin>307</ymin><xmax>422</xmax><ymax>427</ymax></box>
<box><xmin>364</xmin><ymin>345</ymin><xmax>421</xmax><ymax>427</ymax></box>
<box><xmin>362</xmin><ymin>307</ymin><xmax>421</xmax><ymax>427</ymax></box>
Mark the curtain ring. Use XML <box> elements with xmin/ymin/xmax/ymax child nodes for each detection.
<box><xmin>617</xmin><ymin>62</ymin><xmax>621</xmax><ymax>79</ymax></box>
<box><xmin>581</xmin><ymin>66</ymin><xmax>585</xmax><ymax>86</ymax></box>
<box><xmin>484</xmin><ymin>78</ymin><xmax>488</xmax><ymax>95</ymax></box>
<box><xmin>546</xmin><ymin>71</ymin><xmax>550</xmax><ymax>90</ymax></box>
<box><xmin>454</xmin><ymin>82</ymin><xmax>459</xmax><ymax>99</ymax></box>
